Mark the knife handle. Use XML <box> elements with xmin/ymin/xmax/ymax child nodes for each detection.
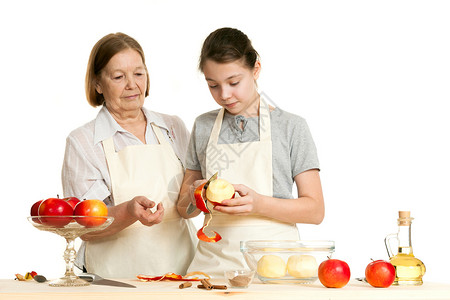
<box><xmin>78</xmin><ymin>274</ymin><xmax>94</xmax><ymax>282</ymax></box>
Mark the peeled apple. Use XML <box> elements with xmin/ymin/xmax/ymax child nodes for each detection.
<box><xmin>287</xmin><ymin>255</ymin><xmax>318</xmax><ymax>278</ymax></box>
<box><xmin>206</xmin><ymin>178</ymin><xmax>235</xmax><ymax>205</ymax></box>
<box><xmin>257</xmin><ymin>255</ymin><xmax>286</xmax><ymax>278</ymax></box>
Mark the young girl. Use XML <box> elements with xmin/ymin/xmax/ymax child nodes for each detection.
<box><xmin>177</xmin><ymin>27</ymin><xmax>324</xmax><ymax>277</ymax></box>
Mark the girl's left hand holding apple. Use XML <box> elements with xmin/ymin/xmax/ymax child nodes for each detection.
<box><xmin>213</xmin><ymin>184</ymin><xmax>262</xmax><ymax>215</ymax></box>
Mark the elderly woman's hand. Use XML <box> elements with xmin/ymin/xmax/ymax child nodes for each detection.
<box><xmin>127</xmin><ymin>196</ymin><xmax>164</xmax><ymax>226</ymax></box>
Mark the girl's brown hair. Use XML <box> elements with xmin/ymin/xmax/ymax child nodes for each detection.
<box><xmin>85</xmin><ymin>33</ymin><xmax>150</xmax><ymax>107</ymax></box>
<box><xmin>199</xmin><ymin>27</ymin><xmax>259</xmax><ymax>72</ymax></box>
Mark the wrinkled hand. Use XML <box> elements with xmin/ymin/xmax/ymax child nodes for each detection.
<box><xmin>214</xmin><ymin>184</ymin><xmax>261</xmax><ymax>215</ymax></box>
<box><xmin>127</xmin><ymin>196</ymin><xmax>164</xmax><ymax>226</ymax></box>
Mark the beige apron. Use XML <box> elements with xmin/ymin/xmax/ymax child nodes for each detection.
<box><xmin>85</xmin><ymin>123</ymin><xmax>196</xmax><ymax>278</ymax></box>
<box><xmin>188</xmin><ymin>98</ymin><xmax>299</xmax><ymax>278</ymax></box>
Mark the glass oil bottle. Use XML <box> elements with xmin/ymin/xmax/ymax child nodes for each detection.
<box><xmin>384</xmin><ymin>211</ymin><xmax>426</xmax><ymax>285</ymax></box>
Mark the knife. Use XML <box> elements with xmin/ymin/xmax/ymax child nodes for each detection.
<box><xmin>186</xmin><ymin>172</ymin><xmax>218</xmax><ymax>215</ymax></box>
<box><xmin>79</xmin><ymin>273</ymin><xmax>136</xmax><ymax>288</ymax></box>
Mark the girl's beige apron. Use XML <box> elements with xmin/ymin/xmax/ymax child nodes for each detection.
<box><xmin>188</xmin><ymin>98</ymin><xmax>299</xmax><ymax>277</ymax></box>
<box><xmin>85</xmin><ymin>123</ymin><xmax>196</xmax><ymax>278</ymax></box>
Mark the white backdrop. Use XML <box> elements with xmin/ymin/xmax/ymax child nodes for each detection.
<box><xmin>1</xmin><ymin>0</ymin><xmax>449</xmax><ymax>283</ymax></box>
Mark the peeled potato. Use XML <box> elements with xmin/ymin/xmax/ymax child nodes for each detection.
<box><xmin>287</xmin><ymin>255</ymin><xmax>318</xmax><ymax>278</ymax></box>
<box><xmin>257</xmin><ymin>255</ymin><xmax>286</xmax><ymax>278</ymax></box>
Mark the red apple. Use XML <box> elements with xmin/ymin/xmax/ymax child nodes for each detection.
<box><xmin>318</xmin><ymin>258</ymin><xmax>351</xmax><ymax>288</ymax></box>
<box><xmin>30</xmin><ymin>200</ymin><xmax>43</xmax><ymax>223</ymax></box>
<box><xmin>63</xmin><ymin>197</ymin><xmax>81</xmax><ymax>209</ymax></box>
<box><xmin>205</xmin><ymin>178</ymin><xmax>235</xmax><ymax>206</ymax></box>
<box><xmin>38</xmin><ymin>198</ymin><xmax>73</xmax><ymax>227</ymax></box>
<box><xmin>365</xmin><ymin>259</ymin><xmax>395</xmax><ymax>288</ymax></box>
<box><xmin>73</xmin><ymin>199</ymin><xmax>108</xmax><ymax>227</ymax></box>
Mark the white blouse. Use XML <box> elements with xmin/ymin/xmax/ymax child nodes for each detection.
<box><xmin>61</xmin><ymin>105</ymin><xmax>190</xmax><ymax>204</ymax></box>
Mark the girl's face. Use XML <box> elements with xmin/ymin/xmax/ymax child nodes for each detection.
<box><xmin>202</xmin><ymin>59</ymin><xmax>261</xmax><ymax>117</ymax></box>
<box><xmin>96</xmin><ymin>48</ymin><xmax>148</xmax><ymax>117</ymax></box>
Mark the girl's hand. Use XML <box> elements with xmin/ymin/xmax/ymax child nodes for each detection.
<box><xmin>127</xmin><ymin>196</ymin><xmax>164</xmax><ymax>226</ymax></box>
<box><xmin>213</xmin><ymin>184</ymin><xmax>262</xmax><ymax>215</ymax></box>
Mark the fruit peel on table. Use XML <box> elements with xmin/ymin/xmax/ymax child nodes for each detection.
<box><xmin>15</xmin><ymin>271</ymin><xmax>37</xmax><ymax>281</ymax></box>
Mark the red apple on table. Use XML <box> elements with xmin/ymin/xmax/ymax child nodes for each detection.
<box><xmin>318</xmin><ymin>258</ymin><xmax>351</xmax><ymax>288</ymax></box>
<box><xmin>38</xmin><ymin>198</ymin><xmax>74</xmax><ymax>227</ymax></box>
<box><xmin>365</xmin><ymin>259</ymin><xmax>395</xmax><ymax>288</ymax></box>
<box><xmin>73</xmin><ymin>199</ymin><xmax>108</xmax><ymax>227</ymax></box>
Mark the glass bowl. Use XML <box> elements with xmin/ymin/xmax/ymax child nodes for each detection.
<box><xmin>224</xmin><ymin>269</ymin><xmax>255</xmax><ymax>288</ymax></box>
<box><xmin>240</xmin><ymin>240</ymin><xmax>335</xmax><ymax>284</ymax></box>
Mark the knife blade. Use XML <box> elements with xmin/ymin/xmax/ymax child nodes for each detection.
<box><xmin>186</xmin><ymin>172</ymin><xmax>218</xmax><ymax>215</ymax></box>
<box><xmin>79</xmin><ymin>273</ymin><xmax>136</xmax><ymax>288</ymax></box>
<box><xmin>203</xmin><ymin>172</ymin><xmax>218</xmax><ymax>191</ymax></box>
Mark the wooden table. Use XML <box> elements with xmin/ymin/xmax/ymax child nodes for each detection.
<box><xmin>1</xmin><ymin>278</ymin><xmax>449</xmax><ymax>300</ymax></box>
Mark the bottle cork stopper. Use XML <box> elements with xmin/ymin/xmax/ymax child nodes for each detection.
<box><xmin>399</xmin><ymin>211</ymin><xmax>410</xmax><ymax>218</ymax></box>
<box><xmin>398</xmin><ymin>211</ymin><xmax>413</xmax><ymax>226</ymax></box>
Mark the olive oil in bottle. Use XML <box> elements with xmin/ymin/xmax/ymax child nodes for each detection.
<box><xmin>385</xmin><ymin>211</ymin><xmax>426</xmax><ymax>285</ymax></box>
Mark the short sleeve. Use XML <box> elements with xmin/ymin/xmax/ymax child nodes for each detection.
<box><xmin>290</xmin><ymin>118</ymin><xmax>320</xmax><ymax>178</ymax></box>
<box><xmin>185</xmin><ymin>120</ymin><xmax>202</xmax><ymax>171</ymax></box>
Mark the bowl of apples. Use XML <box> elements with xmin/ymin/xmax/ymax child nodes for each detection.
<box><xmin>240</xmin><ymin>240</ymin><xmax>335</xmax><ymax>284</ymax></box>
<box><xmin>28</xmin><ymin>197</ymin><xmax>113</xmax><ymax>287</ymax></box>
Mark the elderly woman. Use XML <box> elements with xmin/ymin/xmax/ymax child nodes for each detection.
<box><xmin>62</xmin><ymin>33</ymin><xmax>196</xmax><ymax>278</ymax></box>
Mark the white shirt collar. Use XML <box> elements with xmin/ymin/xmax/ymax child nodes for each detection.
<box><xmin>93</xmin><ymin>105</ymin><xmax>169</xmax><ymax>145</ymax></box>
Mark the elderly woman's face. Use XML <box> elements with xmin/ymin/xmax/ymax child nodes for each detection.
<box><xmin>96</xmin><ymin>48</ymin><xmax>148</xmax><ymax>115</ymax></box>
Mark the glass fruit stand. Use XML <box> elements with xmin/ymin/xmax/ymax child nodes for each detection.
<box><xmin>28</xmin><ymin>216</ymin><xmax>114</xmax><ymax>287</ymax></box>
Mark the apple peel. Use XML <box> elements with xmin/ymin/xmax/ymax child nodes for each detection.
<box><xmin>196</xmin><ymin>205</ymin><xmax>222</xmax><ymax>243</ymax></box>
<box><xmin>197</xmin><ymin>226</ymin><xmax>222</xmax><ymax>243</ymax></box>
<box><xmin>193</xmin><ymin>179</ymin><xmax>223</xmax><ymax>242</ymax></box>
<box><xmin>137</xmin><ymin>271</ymin><xmax>210</xmax><ymax>282</ymax></box>
<box><xmin>15</xmin><ymin>271</ymin><xmax>37</xmax><ymax>281</ymax></box>
<box><xmin>194</xmin><ymin>183</ymin><xmax>209</xmax><ymax>213</ymax></box>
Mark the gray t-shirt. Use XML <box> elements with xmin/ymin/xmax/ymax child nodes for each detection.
<box><xmin>185</xmin><ymin>107</ymin><xmax>320</xmax><ymax>199</ymax></box>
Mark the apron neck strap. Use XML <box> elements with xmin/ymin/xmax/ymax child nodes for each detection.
<box><xmin>150</xmin><ymin>123</ymin><xmax>170</xmax><ymax>145</ymax></box>
<box><xmin>209</xmin><ymin>97</ymin><xmax>271</xmax><ymax>144</ymax></box>
<box><xmin>102</xmin><ymin>137</ymin><xmax>115</xmax><ymax>156</ymax></box>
